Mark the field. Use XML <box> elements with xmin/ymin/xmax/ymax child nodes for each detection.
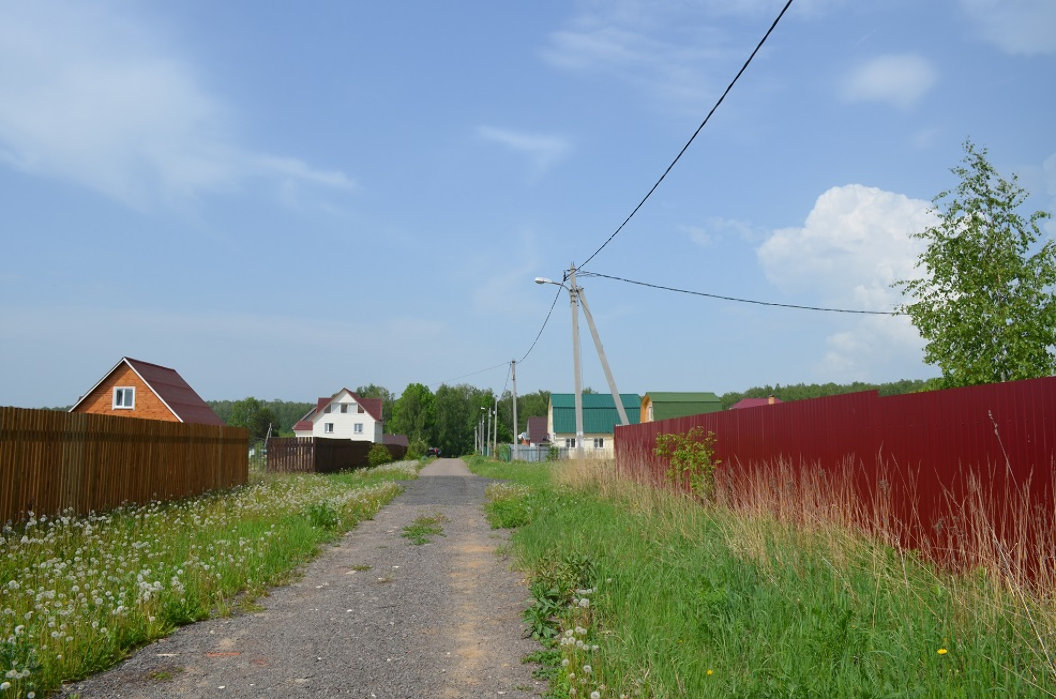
<box><xmin>470</xmin><ymin>456</ymin><xmax>1056</xmax><ymax>698</ymax></box>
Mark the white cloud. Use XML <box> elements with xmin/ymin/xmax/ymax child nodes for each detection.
<box><xmin>684</xmin><ymin>217</ymin><xmax>759</xmax><ymax>246</ymax></box>
<box><xmin>477</xmin><ymin>126</ymin><xmax>570</xmax><ymax>175</ymax></box>
<box><xmin>757</xmin><ymin>184</ymin><xmax>937</xmax><ymax>380</ymax></box>
<box><xmin>958</xmin><ymin>0</ymin><xmax>1056</xmax><ymax>55</ymax></box>
<box><xmin>0</xmin><ymin>2</ymin><xmax>355</xmax><ymax>210</ymax></box>
<box><xmin>841</xmin><ymin>54</ymin><xmax>937</xmax><ymax>110</ymax></box>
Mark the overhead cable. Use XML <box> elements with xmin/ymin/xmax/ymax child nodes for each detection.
<box><xmin>583</xmin><ymin>271</ymin><xmax>901</xmax><ymax>315</ymax></box>
<box><xmin>518</xmin><ymin>284</ymin><xmax>563</xmax><ymax>363</ymax></box>
<box><xmin>580</xmin><ymin>0</ymin><xmax>796</xmax><ymax>269</ymax></box>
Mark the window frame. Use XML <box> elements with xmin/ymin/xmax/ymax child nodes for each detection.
<box><xmin>112</xmin><ymin>386</ymin><xmax>135</xmax><ymax>410</ymax></box>
<box><xmin>324</xmin><ymin>422</ymin><xmax>334</xmax><ymax>434</ymax></box>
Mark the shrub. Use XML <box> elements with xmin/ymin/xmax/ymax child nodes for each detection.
<box><xmin>368</xmin><ymin>443</ymin><xmax>393</xmax><ymax>467</ymax></box>
<box><xmin>654</xmin><ymin>426</ymin><xmax>720</xmax><ymax>500</ymax></box>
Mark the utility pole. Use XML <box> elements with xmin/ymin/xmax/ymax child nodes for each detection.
<box><xmin>577</xmin><ymin>282</ymin><xmax>630</xmax><ymax>426</ymax></box>
<box><xmin>511</xmin><ymin>359</ymin><xmax>518</xmax><ymax>453</ymax></box>
<box><xmin>568</xmin><ymin>266</ymin><xmax>585</xmax><ymax>458</ymax></box>
<box><xmin>485</xmin><ymin>406</ymin><xmax>492</xmax><ymax>457</ymax></box>
<box><xmin>492</xmin><ymin>397</ymin><xmax>499</xmax><ymax>458</ymax></box>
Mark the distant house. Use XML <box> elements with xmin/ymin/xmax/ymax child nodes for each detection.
<box><xmin>526</xmin><ymin>416</ymin><xmax>550</xmax><ymax>446</ymax></box>
<box><xmin>69</xmin><ymin>357</ymin><xmax>224</xmax><ymax>426</ymax></box>
<box><xmin>382</xmin><ymin>434</ymin><xmax>409</xmax><ymax>448</ymax></box>
<box><xmin>730</xmin><ymin>396</ymin><xmax>782</xmax><ymax>410</ymax></box>
<box><xmin>293</xmin><ymin>388</ymin><xmax>384</xmax><ymax>442</ymax></box>
<box><xmin>641</xmin><ymin>392</ymin><xmax>721</xmax><ymax>422</ymax></box>
<box><xmin>548</xmin><ymin>393</ymin><xmax>641</xmax><ymax>457</ymax></box>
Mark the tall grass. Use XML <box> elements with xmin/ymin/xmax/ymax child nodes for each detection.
<box><xmin>0</xmin><ymin>463</ymin><xmax>416</xmax><ymax>697</ymax></box>
<box><xmin>484</xmin><ymin>457</ymin><xmax>1056</xmax><ymax>697</ymax></box>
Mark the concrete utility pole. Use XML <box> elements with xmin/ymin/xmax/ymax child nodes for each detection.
<box><xmin>577</xmin><ymin>281</ymin><xmax>630</xmax><ymax>427</ymax></box>
<box><xmin>492</xmin><ymin>397</ymin><xmax>499</xmax><ymax>458</ymax></box>
<box><xmin>568</xmin><ymin>267</ymin><xmax>585</xmax><ymax>458</ymax></box>
<box><xmin>511</xmin><ymin>359</ymin><xmax>518</xmax><ymax>450</ymax></box>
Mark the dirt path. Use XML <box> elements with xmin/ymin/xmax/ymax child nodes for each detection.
<box><xmin>58</xmin><ymin>459</ymin><xmax>545</xmax><ymax>698</ymax></box>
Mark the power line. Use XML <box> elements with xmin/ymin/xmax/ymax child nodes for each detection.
<box><xmin>518</xmin><ymin>284</ymin><xmax>563</xmax><ymax>363</ymax></box>
<box><xmin>430</xmin><ymin>361</ymin><xmax>510</xmax><ymax>388</ymax></box>
<box><xmin>580</xmin><ymin>0</ymin><xmax>796</xmax><ymax>270</ymax></box>
<box><xmin>583</xmin><ymin>271</ymin><xmax>901</xmax><ymax>316</ymax></box>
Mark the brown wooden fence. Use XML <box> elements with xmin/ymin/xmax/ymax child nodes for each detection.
<box><xmin>615</xmin><ymin>377</ymin><xmax>1056</xmax><ymax>570</ymax></box>
<box><xmin>266</xmin><ymin>437</ymin><xmax>408</xmax><ymax>473</ymax></box>
<box><xmin>0</xmin><ymin>407</ymin><xmax>248</xmax><ymax>523</ymax></box>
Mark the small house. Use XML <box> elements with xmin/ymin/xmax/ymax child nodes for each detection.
<box><xmin>641</xmin><ymin>392</ymin><xmax>721</xmax><ymax>422</ymax></box>
<box><xmin>729</xmin><ymin>396</ymin><xmax>782</xmax><ymax>409</ymax></box>
<box><xmin>69</xmin><ymin>357</ymin><xmax>224</xmax><ymax>426</ymax></box>
<box><xmin>292</xmin><ymin>388</ymin><xmax>384</xmax><ymax>442</ymax></box>
<box><xmin>548</xmin><ymin>393</ymin><xmax>641</xmax><ymax>457</ymax></box>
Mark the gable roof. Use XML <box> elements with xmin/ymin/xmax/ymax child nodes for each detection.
<box><xmin>643</xmin><ymin>391</ymin><xmax>722</xmax><ymax>421</ymax></box>
<box><xmin>383</xmin><ymin>434</ymin><xmax>409</xmax><ymax>447</ymax></box>
<box><xmin>292</xmin><ymin>388</ymin><xmax>384</xmax><ymax>431</ymax></box>
<box><xmin>550</xmin><ymin>393</ymin><xmax>641</xmax><ymax>434</ymax></box>
<box><xmin>70</xmin><ymin>357</ymin><xmax>224</xmax><ymax>426</ymax></box>
<box><xmin>730</xmin><ymin>396</ymin><xmax>783</xmax><ymax>410</ymax></box>
<box><xmin>527</xmin><ymin>416</ymin><xmax>549</xmax><ymax>444</ymax></box>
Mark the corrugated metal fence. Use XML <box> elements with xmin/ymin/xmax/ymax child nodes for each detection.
<box><xmin>0</xmin><ymin>407</ymin><xmax>248</xmax><ymax>523</ymax></box>
<box><xmin>616</xmin><ymin>377</ymin><xmax>1056</xmax><ymax>567</ymax></box>
<box><xmin>266</xmin><ymin>437</ymin><xmax>408</xmax><ymax>473</ymax></box>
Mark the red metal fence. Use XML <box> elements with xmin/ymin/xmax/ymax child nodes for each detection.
<box><xmin>616</xmin><ymin>377</ymin><xmax>1056</xmax><ymax>570</ymax></box>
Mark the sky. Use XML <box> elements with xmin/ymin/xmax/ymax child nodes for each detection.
<box><xmin>3</xmin><ymin>0</ymin><xmax>1056</xmax><ymax>410</ymax></box>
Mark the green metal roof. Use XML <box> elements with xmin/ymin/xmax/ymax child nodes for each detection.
<box><xmin>644</xmin><ymin>391</ymin><xmax>721</xmax><ymax>421</ymax></box>
<box><xmin>551</xmin><ymin>393</ymin><xmax>641</xmax><ymax>434</ymax></box>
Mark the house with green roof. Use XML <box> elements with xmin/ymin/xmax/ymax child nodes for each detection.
<box><xmin>641</xmin><ymin>392</ymin><xmax>722</xmax><ymax>422</ymax></box>
<box><xmin>548</xmin><ymin>393</ymin><xmax>641</xmax><ymax>457</ymax></box>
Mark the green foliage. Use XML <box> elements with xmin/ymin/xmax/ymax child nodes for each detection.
<box><xmin>484</xmin><ymin>483</ymin><xmax>535</xmax><ymax>528</ymax></box>
<box><xmin>367</xmin><ymin>443</ymin><xmax>393</xmax><ymax>468</ymax></box>
<box><xmin>389</xmin><ymin>383</ymin><xmax>437</xmax><ymax>446</ymax></box>
<box><xmin>406</xmin><ymin>437</ymin><xmax>426</xmax><ymax>460</ymax></box>
<box><xmin>304</xmin><ymin>501</ymin><xmax>339</xmax><ymax>531</ymax></box>
<box><xmin>654</xmin><ymin>426</ymin><xmax>720</xmax><ymax>500</ymax></box>
<box><xmin>895</xmin><ymin>140</ymin><xmax>1056</xmax><ymax>386</ymax></box>
<box><xmin>400</xmin><ymin>513</ymin><xmax>446</xmax><ymax>545</ymax></box>
<box><xmin>523</xmin><ymin>553</ymin><xmax>596</xmax><ymax>641</ymax></box>
<box><xmin>354</xmin><ymin>384</ymin><xmax>395</xmax><ymax>422</ymax></box>
<box><xmin>209</xmin><ymin>398</ymin><xmax>313</xmax><ymax>437</ymax></box>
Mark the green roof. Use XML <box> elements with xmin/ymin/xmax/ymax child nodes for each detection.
<box><xmin>551</xmin><ymin>393</ymin><xmax>641</xmax><ymax>434</ymax></box>
<box><xmin>645</xmin><ymin>392</ymin><xmax>722</xmax><ymax>421</ymax></box>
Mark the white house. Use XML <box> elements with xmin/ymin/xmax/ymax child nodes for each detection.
<box><xmin>292</xmin><ymin>388</ymin><xmax>384</xmax><ymax>442</ymax></box>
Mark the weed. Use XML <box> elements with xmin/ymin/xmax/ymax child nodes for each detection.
<box><xmin>401</xmin><ymin>513</ymin><xmax>447</xmax><ymax>545</ymax></box>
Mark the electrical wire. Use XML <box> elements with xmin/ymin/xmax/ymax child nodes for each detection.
<box><xmin>518</xmin><ymin>284</ymin><xmax>563</xmax><ymax>363</ymax></box>
<box><xmin>582</xmin><ymin>271</ymin><xmax>901</xmax><ymax>315</ymax></box>
<box><xmin>430</xmin><ymin>361</ymin><xmax>511</xmax><ymax>388</ymax></box>
<box><xmin>580</xmin><ymin>0</ymin><xmax>796</xmax><ymax>270</ymax></box>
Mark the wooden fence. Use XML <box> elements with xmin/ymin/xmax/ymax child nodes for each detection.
<box><xmin>615</xmin><ymin>377</ymin><xmax>1056</xmax><ymax>570</ymax></box>
<box><xmin>266</xmin><ymin>437</ymin><xmax>408</xmax><ymax>473</ymax></box>
<box><xmin>0</xmin><ymin>407</ymin><xmax>248</xmax><ymax>523</ymax></box>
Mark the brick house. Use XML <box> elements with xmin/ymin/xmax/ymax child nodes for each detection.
<box><xmin>69</xmin><ymin>357</ymin><xmax>224</xmax><ymax>426</ymax></box>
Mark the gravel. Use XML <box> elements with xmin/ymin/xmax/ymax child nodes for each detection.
<box><xmin>57</xmin><ymin>459</ymin><xmax>546</xmax><ymax>698</ymax></box>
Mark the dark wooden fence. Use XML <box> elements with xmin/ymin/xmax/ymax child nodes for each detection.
<box><xmin>0</xmin><ymin>407</ymin><xmax>248</xmax><ymax>523</ymax></box>
<box><xmin>266</xmin><ymin>437</ymin><xmax>408</xmax><ymax>473</ymax></box>
<box><xmin>616</xmin><ymin>377</ymin><xmax>1056</xmax><ymax>569</ymax></box>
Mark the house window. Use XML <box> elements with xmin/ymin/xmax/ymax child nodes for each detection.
<box><xmin>354</xmin><ymin>423</ymin><xmax>364</xmax><ymax>434</ymax></box>
<box><xmin>357</xmin><ymin>404</ymin><xmax>365</xmax><ymax>414</ymax></box>
<box><xmin>324</xmin><ymin>404</ymin><xmax>333</xmax><ymax>414</ymax></box>
<box><xmin>565</xmin><ymin>438</ymin><xmax>576</xmax><ymax>448</ymax></box>
<box><xmin>340</xmin><ymin>404</ymin><xmax>348</xmax><ymax>414</ymax></box>
<box><xmin>324</xmin><ymin>423</ymin><xmax>334</xmax><ymax>434</ymax></box>
<box><xmin>113</xmin><ymin>387</ymin><xmax>135</xmax><ymax>409</ymax></box>
<box><xmin>593</xmin><ymin>438</ymin><xmax>604</xmax><ymax>449</ymax></box>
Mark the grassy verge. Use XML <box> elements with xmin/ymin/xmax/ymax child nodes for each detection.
<box><xmin>0</xmin><ymin>461</ymin><xmax>417</xmax><ymax>697</ymax></box>
<box><xmin>476</xmin><ymin>457</ymin><xmax>1056</xmax><ymax>698</ymax></box>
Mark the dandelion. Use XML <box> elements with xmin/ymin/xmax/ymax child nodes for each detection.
<box><xmin>562</xmin><ymin>658</ymin><xmax>570</xmax><ymax>667</ymax></box>
<box><xmin>937</xmin><ymin>648</ymin><xmax>948</xmax><ymax>655</ymax></box>
<box><xmin>591</xmin><ymin>692</ymin><xmax>601</xmax><ymax>699</ymax></box>
<box><xmin>707</xmin><ymin>669</ymin><xmax>714</xmax><ymax>676</ymax></box>
<box><xmin>583</xmin><ymin>664</ymin><xmax>592</xmax><ymax>674</ymax></box>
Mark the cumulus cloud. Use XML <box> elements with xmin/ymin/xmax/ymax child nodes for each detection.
<box><xmin>477</xmin><ymin>126</ymin><xmax>570</xmax><ymax>175</ymax></box>
<box><xmin>0</xmin><ymin>2</ymin><xmax>355</xmax><ymax>210</ymax></box>
<box><xmin>957</xmin><ymin>0</ymin><xmax>1056</xmax><ymax>55</ymax></box>
<box><xmin>842</xmin><ymin>54</ymin><xmax>937</xmax><ymax>110</ymax></box>
<box><xmin>757</xmin><ymin>184</ymin><xmax>937</xmax><ymax>380</ymax></box>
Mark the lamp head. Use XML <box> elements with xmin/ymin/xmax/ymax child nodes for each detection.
<box><xmin>534</xmin><ymin>277</ymin><xmax>552</xmax><ymax>285</ymax></box>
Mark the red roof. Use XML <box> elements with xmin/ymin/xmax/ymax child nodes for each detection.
<box><xmin>527</xmin><ymin>416</ymin><xmax>549</xmax><ymax>444</ymax></box>
<box><xmin>71</xmin><ymin>357</ymin><xmax>224</xmax><ymax>426</ymax></box>
<box><xmin>729</xmin><ymin>397</ymin><xmax>783</xmax><ymax>410</ymax></box>
<box><xmin>383</xmin><ymin>434</ymin><xmax>409</xmax><ymax>447</ymax></box>
<box><xmin>291</xmin><ymin>389</ymin><xmax>384</xmax><ymax>431</ymax></box>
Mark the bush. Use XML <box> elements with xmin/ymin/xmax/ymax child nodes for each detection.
<box><xmin>368</xmin><ymin>443</ymin><xmax>393</xmax><ymax>468</ymax></box>
<box><xmin>407</xmin><ymin>438</ymin><xmax>427</xmax><ymax>460</ymax></box>
<box><xmin>654</xmin><ymin>426</ymin><xmax>720</xmax><ymax>500</ymax></box>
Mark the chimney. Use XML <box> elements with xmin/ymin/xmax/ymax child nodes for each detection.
<box><xmin>768</xmin><ymin>395</ymin><xmax>775</xmax><ymax>405</ymax></box>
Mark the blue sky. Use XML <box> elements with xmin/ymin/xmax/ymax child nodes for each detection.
<box><xmin>3</xmin><ymin>0</ymin><xmax>1055</xmax><ymax>409</ymax></box>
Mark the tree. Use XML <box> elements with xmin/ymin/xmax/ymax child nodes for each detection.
<box><xmin>355</xmin><ymin>384</ymin><xmax>395</xmax><ymax>423</ymax></box>
<box><xmin>389</xmin><ymin>383</ymin><xmax>436</xmax><ymax>445</ymax></box>
<box><xmin>895</xmin><ymin>141</ymin><xmax>1056</xmax><ymax>387</ymax></box>
<box><xmin>227</xmin><ymin>397</ymin><xmax>277</xmax><ymax>442</ymax></box>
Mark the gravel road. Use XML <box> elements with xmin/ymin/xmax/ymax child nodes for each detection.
<box><xmin>58</xmin><ymin>459</ymin><xmax>545</xmax><ymax>698</ymax></box>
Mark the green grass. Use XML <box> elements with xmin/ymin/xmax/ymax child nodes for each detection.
<box><xmin>0</xmin><ymin>463</ymin><xmax>415</xmax><ymax>697</ymax></box>
<box><xmin>401</xmin><ymin>513</ymin><xmax>447</xmax><ymax>545</ymax></box>
<box><xmin>481</xmin><ymin>459</ymin><xmax>1056</xmax><ymax>698</ymax></box>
